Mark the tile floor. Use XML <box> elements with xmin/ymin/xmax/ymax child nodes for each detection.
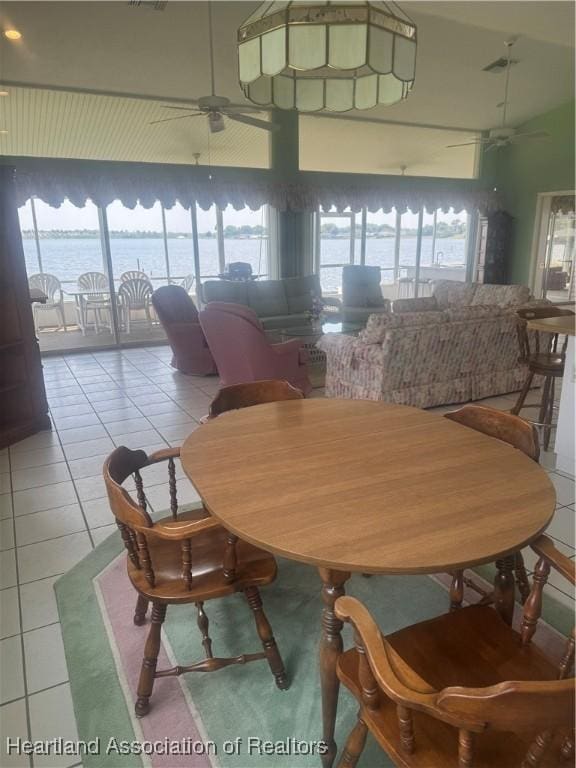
<box><xmin>0</xmin><ymin>345</ymin><xmax>574</xmax><ymax>767</ymax></box>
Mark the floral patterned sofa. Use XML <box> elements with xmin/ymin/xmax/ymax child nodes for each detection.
<box><xmin>317</xmin><ymin>281</ymin><xmax>544</xmax><ymax>408</ymax></box>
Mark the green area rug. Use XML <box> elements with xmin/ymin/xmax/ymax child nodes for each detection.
<box><xmin>55</xmin><ymin>530</ymin><xmax>571</xmax><ymax>768</ymax></box>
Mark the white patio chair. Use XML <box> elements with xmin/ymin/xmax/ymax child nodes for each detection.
<box><xmin>28</xmin><ymin>273</ymin><xmax>67</xmax><ymax>333</ymax></box>
<box><xmin>120</xmin><ymin>270</ymin><xmax>149</xmax><ymax>282</ymax></box>
<box><xmin>117</xmin><ymin>277</ymin><xmax>154</xmax><ymax>335</ymax></box>
<box><xmin>76</xmin><ymin>272</ymin><xmax>112</xmax><ymax>335</ymax></box>
<box><xmin>180</xmin><ymin>274</ymin><xmax>195</xmax><ymax>294</ymax></box>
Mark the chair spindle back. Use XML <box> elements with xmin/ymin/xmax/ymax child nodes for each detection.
<box><xmin>209</xmin><ymin>379</ymin><xmax>304</xmax><ymax>419</ymax></box>
<box><xmin>104</xmin><ymin>446</ymin><xmax>209</xmax><ymax>591</ymax></box>
<box><xmin>444</xmin><ymin>404</ymin><xmax>540</xmax><ymax>462</ymax></box>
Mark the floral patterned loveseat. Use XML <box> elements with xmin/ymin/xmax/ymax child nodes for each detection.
<box><xmin>317</xmin><ymin>281</ymin><xmax>544</xmax><ymax>409</ymax></box>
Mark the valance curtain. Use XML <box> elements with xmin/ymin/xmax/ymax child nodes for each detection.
<box><xmin>550</xmin><ymin>195</ymin><xmax>576</xmax><ymax>214</ymax></box>
<box><xmin>13</xmin><ymin>158</ymin><xmax>502</xmax><ymax>215</ymax></box>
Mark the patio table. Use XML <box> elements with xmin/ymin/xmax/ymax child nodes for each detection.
<box><xmin>181</xmin><ymin>399</ymin><xmax>555</xmax><ymax>767</ymax></box>
<box><xmin>65</xmin><ymin>289</ymin><xmax>112</xmax><ymax>334</ymax></box>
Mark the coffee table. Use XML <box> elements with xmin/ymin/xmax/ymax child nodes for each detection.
<box><xmin>181</xmin><ymin>399</ymin><xmax>555</xmax><ymax>767</ymax></box>
<box><xmin>276</xmin><ymin>321</ymin><xmax>363</xmax><ymax>364</ymax></box>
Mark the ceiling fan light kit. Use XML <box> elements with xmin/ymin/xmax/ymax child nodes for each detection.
<box><xmin>237</xmin><ymin>1</ymin><xmax>417</xmax><ymax>112</ymax></box>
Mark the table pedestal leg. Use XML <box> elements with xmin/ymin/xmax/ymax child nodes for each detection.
<box><xmin>319</xmin><ymin>567</ymin><xmax>351</xmax><ymax>768</ymax></box>
<box><xmin>494</xmin><ymin>555</ymin><xmax>516</xmax><ymax>625</ymax></box>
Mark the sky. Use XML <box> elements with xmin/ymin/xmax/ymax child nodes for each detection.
<box><xmin>18</xmin><ymin>199</ymin><xmax>265</xmax><ymax>233</ymax></box>
<box><xmin>19</xmin><ymin>199</ymin><xmax>466</xmax><ymax>233</ymax></box>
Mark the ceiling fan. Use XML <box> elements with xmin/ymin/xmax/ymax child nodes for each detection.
<box><xmin>150</xmin><ymin>5</ymin><xmax>274</xmax><ymax>134</ymax></box>
<box><xmin>447</xmin><ymin>39</ymin><xmax>549</xmax><ymax>152</ymax></box>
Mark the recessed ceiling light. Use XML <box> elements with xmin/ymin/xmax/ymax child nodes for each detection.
<box><xmin>4</xmin><ymin>29</ymin><xmax>22</xmax><ymax>40</ymax></box>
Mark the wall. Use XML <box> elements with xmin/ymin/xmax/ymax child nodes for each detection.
<box><xmin>494</xmin><ymin>100</ymin><xmax>575</xmax><ymax>284</ymax></box>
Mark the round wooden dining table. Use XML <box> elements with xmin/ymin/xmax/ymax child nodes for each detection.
<box><xmin>181</xmin><ymin>398</ymin><xmax>555</xmax><ymax>768</ymax></box>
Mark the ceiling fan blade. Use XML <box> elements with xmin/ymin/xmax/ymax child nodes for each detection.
<box><xmin>161</xmin><ymin>102</ymin><xmax>201</xmax><ymax>110</ymax></box>
<box><xmin>446</xmin><ymin>140</ymin><xmax>484</xmax><ymax>148</ymax></box>
<box><xmin>227</xmin><ymin>113</ymin><xmax>278</xmax><ymax>131</ymax></box>
<box><xmin>149</xmin><ymin>113</ymin><xmax>205</xmax><ymax>125</ymax></box>
<box><xmin>510</xmin><ymin>130</ymin><xmax>550</xmax><ymax>141</ymax></box>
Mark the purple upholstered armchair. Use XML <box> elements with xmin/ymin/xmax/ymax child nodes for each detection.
<box><xmin>151</xmin><ymin>285</ymin><xmax>217</xmax><ymax>375</ymax></box>
<box><xmin>199</xmin><ymin>302</ymin><xmax>312</xmax><ymax>395</ymax></box>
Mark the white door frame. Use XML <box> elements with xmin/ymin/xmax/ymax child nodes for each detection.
<box><xmin>529</xmin><ymin>189</ymin><xmax>575</xmax><ymax>297</ymax></box>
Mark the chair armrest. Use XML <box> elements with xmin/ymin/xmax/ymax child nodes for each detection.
<box><xmin>335</xmin><ymin>596</ymin><xmax>436</xmax><ymax>703</ymax></box>
<box><xmin>145</xmin><ymin>447</ymin><xmax>181</xmax><ymax>465</ymax></box>
<box><xmin>143</xmin><ymin>515</ymin><xmax>222</xmax><ymax>541</ymax></box>
<box><xmin>531</xmin><ymin>535</ymin><xmax>575</xmax><ymax>586</ymax></box>
<box><xmin>121</xmin><ymin>446</ymin><xmax>219</xmax><ymax>540</ymax></box>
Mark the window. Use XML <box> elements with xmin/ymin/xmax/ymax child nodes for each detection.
<box><xmin>18</xmin><ymin>198</ymin><xmax>114</xmax><ymax>352</ymax></box>
<box><xmin>314</xmin><ymin>206</ymin><xmax>471</xmax><ymax>299</ymax></box>
<box><xmin>221</xmin><ymin>205</ymin><xmax>269</xmax><ymax>279</ymax></box>
<box><xmin>18</xmin><ymin>199</ymin><xmax>42</xmax><ymax>276</ymax></box>
<box><xmin>106</xmin><ymin>201</ymin><xmax>166</xmax><ymax>287</ymax></box>
<box><xmin>315</xmin><ymin>211</ymin><xmax>357</xmax><ymax>295</ymax></box>
<box><xmin>18</xmin><ymin>196</ymin><xmax>272</xmax><ymax>351</ymax></box>
<box><xmin>163</xmin><ymin>203</ymin><xmax>196</xmax><ymax>287</ymax></box>
<box><xmin>364</xmin><ymin>210</ymin><xmax>398</xmax><ymax>286</ymax></box>
<box><xmin>542</xmin><ymin>210</ymin><xmax>575</xmax><ymax>302</ymax></box>
<box><xmin>195</xmin><ymin>204</ymin><xmax>269</xmax><ymax>296</ymax></box>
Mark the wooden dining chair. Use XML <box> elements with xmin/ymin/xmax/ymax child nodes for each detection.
<box><xmin>208</xmin><ymin>379</ymin><xmax>304</xmax><ymax>419</ymax></box>
<box><xmin>103</xmin><ymin>445</ymin><xmax>288</xmax><ymax>717</ymax></box>
<box><xmin>335</xmin><ymin>535</ymin><xmax>575</xmax><ymax>768</ymax></box>
<box><xmin>511</xmin><ymin>306</ymin><xmax>574</xmax><ymax>450</ymax></box>
<box><xmin>444</xmin><ymin>404</ymin><xmax>539</xmax><ymax>615</ymax></box>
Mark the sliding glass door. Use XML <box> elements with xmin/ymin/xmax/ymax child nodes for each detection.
<box><xmin>18</xmin><ymin>196</ymin><xmax>270</xmax><ymax>353</ymax></box>
<box><xmin>314</xmin><ymin>206</ymin><xmax>471</xmax><ymax>300</ymax></box>
<box><xmin>315</xmin><ymin>211</ymin><xmax>357</xmax><ymax>297</ymax></box>
<box><xmin>18</xmin><ymin>198</ymin><xmax>117</xmax><ymax>353</ymax></box>
<box><xmin>542</xmin><ymin>209</ymin><xmax>575</xmax><ymax>303</ymax></box>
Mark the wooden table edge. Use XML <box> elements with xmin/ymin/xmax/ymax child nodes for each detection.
<box><xmin>527</xmin><ymin>316</ymin><xmax>575</xmax><ymax>336</ymax></box>
<box><xmin>197</xmin><ymin>498</ymin><xmax>555</xmax><ymax>575</ymax></box>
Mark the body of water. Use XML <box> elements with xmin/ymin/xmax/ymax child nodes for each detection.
<box><xmin>22</xmin><ymin>235</ymin><xmax>467</xmax><ymax>294</ymax></box>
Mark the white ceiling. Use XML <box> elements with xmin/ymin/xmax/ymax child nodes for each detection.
<box><xmin>0</xmin><ymin>85</ymin><xmax>270</xmax><ymax>167</ymax></box>
<box><xmin>0</xmin><ymin>1</ymin><xmax>573</xmax><ymax>167</ymax></box>
<box><xmin>300</xmin><ymin>116</ymin><xmax>479</xmax><ymax>177</ymax></box>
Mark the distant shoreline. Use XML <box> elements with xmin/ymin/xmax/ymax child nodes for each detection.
<box><xmin>21</xmin><ymin>232</ymin><xmax>465</xmax><ymax>240</ymax></box>
<box><xmin>21</xmin><ymin>232</ymin><xmax>267</xmax><ymax>240</ymax></box>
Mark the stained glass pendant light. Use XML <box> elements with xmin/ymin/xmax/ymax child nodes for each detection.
<box><xmin>237</xmin><ymin>1</ymin><xmax>417</xmax><ymax>112</ymax></box>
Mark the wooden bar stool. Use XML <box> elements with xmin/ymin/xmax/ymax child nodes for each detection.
<box><xmin>511</xmin><ymin>307</ymin><xmax>574</xmax><ymax>450</ymax></box>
